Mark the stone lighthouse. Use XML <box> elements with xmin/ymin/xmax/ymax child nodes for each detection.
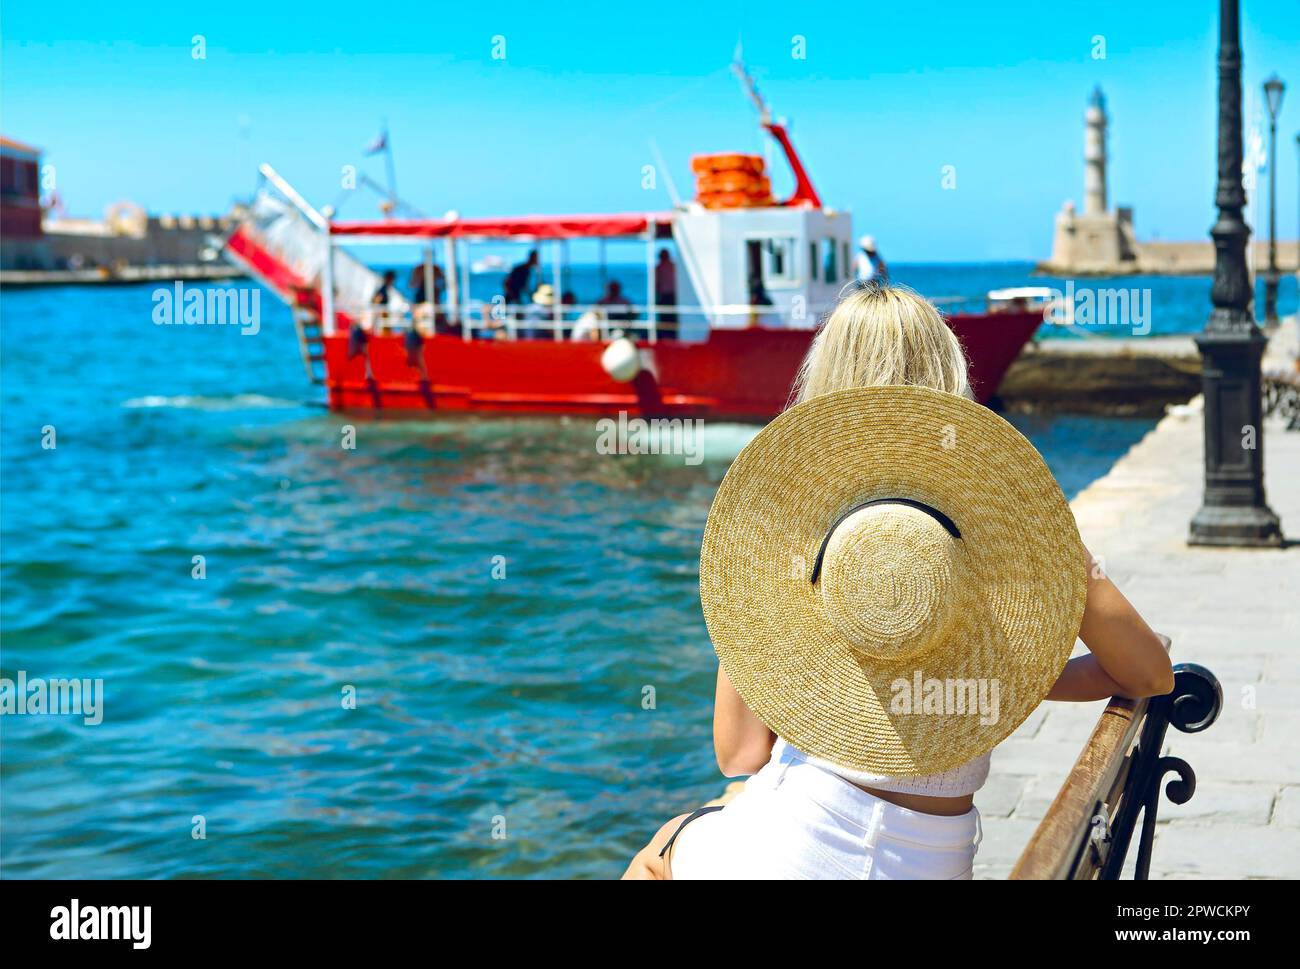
<box><xmin>1083</xmin><ymin>86</ymin><xmax>1108</xmax><ymax>215</ymax></box>
<box><xmin>1044</xmin><ymin>86</ymin><xmax>1136</xmax><ymax>273</ymax></box>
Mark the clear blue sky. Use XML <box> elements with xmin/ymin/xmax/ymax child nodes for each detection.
<box><xmin>2</xmin><ymin>0</ymin><xmax>1297</xmax><ymax>262</ymax></box>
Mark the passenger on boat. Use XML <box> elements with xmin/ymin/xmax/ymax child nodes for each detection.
<box><xmin>503</xmin><ymin>250</ymin><xmax>540</xmax><ymax>313</ymax></box>
<box><xmin>408</xmin><ymin>263</ymin><xmax>446</xmax><ymax>324</ymax></box>
<box><xmin>654</xmin><ymin>249</ymin><xmax>679</xmax><ymax>337</ymax></box>
<box><xmin>570</xmin><ymin>307</ymin><xmax>603</xmax><ymax>342</ymax></box>
<box><xmin>367</xmin><ymin>269</ymin><xmax>399</xmax><ymax>333</ymax></box>
<box><xmin>854</xmin><ymin>235</ymin><xmax>889</xmax><ymax>284</ymax></box>
<box><xmin>654</xmin><ymin>249</ymin><xmax>677</xmax><ymax>310</ymax></box>
<box><xmin>373</xmin><ymin>269</ymin><xmax>397</xmax><ymax>305</ymax></box>
<box><xmin>474</xmin><ymin>303</ymin><xmax>509</xmax><ymax>341</ymax></box>
<box><xmin>521</xmin><ymin>284</ymin><xmax>557</xmax><ymax>339</ymax></box>
<box><xmin>597</xmin><ymin>281</ymin><xmax>633</xmax><ymax>324</ymax></box>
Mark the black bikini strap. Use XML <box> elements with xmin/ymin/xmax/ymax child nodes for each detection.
<box><xmin>658</xmin><ymin>805</ymin><xmax>725</xmax><ymax>859</ymax></box>
<box><xmin>808</xmin><ymin>498</ymin><xmax>961</xmax><ymax>585</ymax></box>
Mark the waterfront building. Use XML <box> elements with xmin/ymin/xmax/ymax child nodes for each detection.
<box><xmin>0</xmin><ymin>136</ymin><xmax>47</xmax><ymax>270</ymax></box>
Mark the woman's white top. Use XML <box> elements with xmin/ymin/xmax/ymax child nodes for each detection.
<box><xmin>794</xmin><ymin>741</ymin><xmax>991</xmax><ymax>796</ymax></box>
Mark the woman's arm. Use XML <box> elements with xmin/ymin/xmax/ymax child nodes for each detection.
<box><xmin>713</xmin><ymin>665</ymin><xmax>775</xmax><ymax>776</ymax></box>
<box><xmin>1047</xmin><ymin>548</ymin><xmax>1175</xmax><ymax>702</ymax></box>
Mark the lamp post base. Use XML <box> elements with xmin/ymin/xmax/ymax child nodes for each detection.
<box><xmin>1188</xmin><ymin>328</ymin><xmax>1285</xmax><ymax>548</ymax></box>
<box><xmin>1189</xmin><ymin>504</ymin><xmax>1284</xmax><ymax>546</ymax></box>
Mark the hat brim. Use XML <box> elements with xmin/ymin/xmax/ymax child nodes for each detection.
<box><xmin>700</xmin><ymin>386</ymin><xmax>1087</xmax><ymax>776</ymax></box>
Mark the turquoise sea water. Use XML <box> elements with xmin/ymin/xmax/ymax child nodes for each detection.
<box><xmin>0</xmin><ymin>265</ymin><xmax>1224</xmax><ymax>878</ymax></box>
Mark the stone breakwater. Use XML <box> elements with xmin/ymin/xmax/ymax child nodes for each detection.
<box><xmin>1037</xmin><ymin>241</ymin><xmax>1300</xmax><ymax>277</ymax></box>
<box><xmin>997</xmin><ymin>335</ymin><xmax>1202</xmax><ymax>416</ymax></box>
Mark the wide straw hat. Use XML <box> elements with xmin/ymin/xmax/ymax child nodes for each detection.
<box><xmin>700</xmin><ymin>386</ymin><xmax>1088</xmax><ymax>777</ymax></box>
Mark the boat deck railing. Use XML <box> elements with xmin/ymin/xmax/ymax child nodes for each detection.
<box><xmin>332</xmin><ymin>295</ymin><xmax>1046</xmax><ymax>343</ymax></box>
<box><xmin>333</xmin><ymin>301</ymin><xmax>819</xmax><ymax>343</ymax></box>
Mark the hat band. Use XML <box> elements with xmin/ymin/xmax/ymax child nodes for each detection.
<box><xmin>809</xmin><ymin>498</ymin><xmax>961</xmax><ymax>585</ymax></box>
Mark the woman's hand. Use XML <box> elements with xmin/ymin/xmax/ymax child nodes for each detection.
<box><xmin>713</xmin><ymin>665</ymin><xmax>775</xmax><ymax>776</ymax></box>
<box><xmin>1047</xmin><ymin>547</ymin><xmax>1175</xmax><ymax>702</ymax></box>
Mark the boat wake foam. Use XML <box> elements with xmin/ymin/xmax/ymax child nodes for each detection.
<box><xmin>122</xmin><ymin>393</ymin><xmax>304</xmax><ymax>412</ymax></box>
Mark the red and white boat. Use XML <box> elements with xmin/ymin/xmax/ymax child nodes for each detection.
<box><xmin>223</xmin><ymin>76</ymin><xmax>1041</xmax><ymax>420</ymax></box>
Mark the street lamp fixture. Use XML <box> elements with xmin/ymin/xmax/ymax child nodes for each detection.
<box><xmin>1262</xmin><ymin>74</ymin><xmax>1285</xmax><ymax>326</ymax></box>
<box><xmin>1263</xmin><ymin>74</ymin><xmax>1285</xmax><ymax>119</ymax></box>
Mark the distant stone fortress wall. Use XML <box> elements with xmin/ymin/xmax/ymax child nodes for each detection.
<box><xmin>44</xmin><ymin>211</ymin><xmax>240</xmax><ymax>270</ymax></box>
<box><xmin>1041</xmin><ymin>197</ymin><xmax>1298</xmax><ymax>276</ymax></box>
<box><xmin>1132</xmin><ymin>239</ymin><xmax>1299</xmax><ymax>275</ymax></box>
<box><xmin>1038</xmin><ymin>236</ymin><xmax>1299</xmax><ymax>276</ymax></box>
<box><xmin>1</xmin><ymin>207</ymin><xmax>242</xmax><ymax>271</ymax></box>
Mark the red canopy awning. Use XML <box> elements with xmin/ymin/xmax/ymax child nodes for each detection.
<box><xmin>330</xmin><ymin>213</ymin><xmax>673</xmax><ymax>240</ymax></box>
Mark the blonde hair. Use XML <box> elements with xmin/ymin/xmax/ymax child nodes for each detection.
<box><xmin>791</xmin><ymin>283</ymin><xmax>971</xmax><ymax>404</ymax></box>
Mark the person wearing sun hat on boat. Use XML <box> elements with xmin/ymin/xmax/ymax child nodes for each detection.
<box><xmin>521</xmin><ymin>283</ymin><xmax>558</xmax><ymax>340</ymax></box>
<box><xmin>623</xmin><ymin>283</ymin><xmax>1173</xmax><ymax>880</ymax></box>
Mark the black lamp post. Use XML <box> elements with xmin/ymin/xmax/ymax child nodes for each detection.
<box><xmin>1189</xmin><ymin>0</ymin><xmax>1283</xmax><ymax>547</ymax></box>
<box><xmin>1262</xmin><ymin>74</ymin><xmax>1285</xmax><ymax>326</ymax></box>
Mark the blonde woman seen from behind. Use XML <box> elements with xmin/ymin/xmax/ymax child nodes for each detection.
<box><xmin>624</xmin><ymin>282</ymin><xmax>1173</xmax><ymax>881</ymax></box>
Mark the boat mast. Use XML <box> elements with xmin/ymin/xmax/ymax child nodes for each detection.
<box><xmin>730</xmin><ymin>57</ymin><xmax>822</xmax><ymax>209</ymax></box>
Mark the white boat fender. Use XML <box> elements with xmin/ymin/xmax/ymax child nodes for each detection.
<box><xmin>601</xmin><ymin>337</ymin><xmax>641</xmax><ymax>382</ymax></box>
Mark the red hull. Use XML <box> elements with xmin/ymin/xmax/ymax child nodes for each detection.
<box><xmin>323</xmin><ymin>314</ymin><xmax>1040</xmax><ymax>419</ymax></box>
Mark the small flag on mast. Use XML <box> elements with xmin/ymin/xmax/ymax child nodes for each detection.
<box><xmin>364</xmin><ymin>129</ymin><xmax>388</xmax><ymax>155</ymax></box>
